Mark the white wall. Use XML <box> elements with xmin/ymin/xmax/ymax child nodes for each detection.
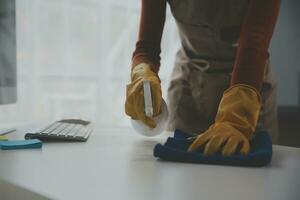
<box><xmin>270</xmin><ymin>0</ymin><xmax>300</xmax><ymax>107</ymax></box>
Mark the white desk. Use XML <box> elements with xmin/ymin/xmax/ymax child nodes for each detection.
<box><xmin>0</xmin><ymin>126</ymin><xmax>300</xmax><ymax>200</ymax></box>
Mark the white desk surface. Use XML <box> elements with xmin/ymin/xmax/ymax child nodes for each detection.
<box><xmin>0</xmin><ymin>125</ymin><xmax>300</xmax><ymax>200</ymax></box>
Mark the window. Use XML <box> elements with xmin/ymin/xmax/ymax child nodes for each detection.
<box><xmin>17</xmin><ymin>0</ymin><xmax>179</xmax><ymax>127</ymax></box>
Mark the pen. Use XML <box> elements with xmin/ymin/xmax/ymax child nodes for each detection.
<box><xmin>0</xmin><ymin>128</ymin><xmax>16</xmax><ymax>136</ymax></box>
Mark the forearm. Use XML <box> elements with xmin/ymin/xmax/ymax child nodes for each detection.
<box><xmin>231</xmin><ymin>0</ymin><xmax>280</xmax><ymax>90</ymax></box>
<box><xmin>132</xmin><ymin>0</ymin><xmax>167</xmax><ymax>73</ymax></box>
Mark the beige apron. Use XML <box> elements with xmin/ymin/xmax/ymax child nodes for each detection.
<box><xmin>167</xmin><ymin>0</ymin><xmax>279</xmax><ymax>143</ymax></box>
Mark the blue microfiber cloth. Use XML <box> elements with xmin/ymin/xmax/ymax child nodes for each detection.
<box><xmin>154</xmin><ymin>130</ymin><xmax>272</xmax><ymax>167</ymax></box>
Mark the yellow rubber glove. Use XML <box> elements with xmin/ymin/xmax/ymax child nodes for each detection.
<box><xmin>125</xmin><ymin>63</ymin><xmax>162</xmax><ymax>128</ymax></box>
<box><xmin>188</xmin><ymin>84</ymin><xmax>262</xmax><ymax>156</ymax></box>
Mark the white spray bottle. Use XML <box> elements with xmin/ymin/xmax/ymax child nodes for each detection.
<box><xmin>131</xmin><ymin>80</ymin><xmax>168</xmax><ymax>136</ymax></box>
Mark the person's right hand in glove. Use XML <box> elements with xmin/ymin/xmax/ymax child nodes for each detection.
<box><xmin>125</xmin><ymin>63</ymin><xmax>162</xmax><ymax>128</ymax></box>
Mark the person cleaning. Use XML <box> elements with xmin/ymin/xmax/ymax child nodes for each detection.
<box><xmin>125</xmin><ymin>0</ymin><xmax>280</xmax><ymax>156</ymax></box>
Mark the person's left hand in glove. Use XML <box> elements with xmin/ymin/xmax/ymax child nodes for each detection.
<box><xmin>188</xmin><ymin>84</ymin><xmax>262</xmax><ymax>156</ymax></box>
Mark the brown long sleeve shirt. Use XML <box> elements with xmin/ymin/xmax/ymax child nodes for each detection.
<box><xmin>132</xmin><ymin>0</ymin><xmax>280</xmax><ymax>91</ymax></box>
